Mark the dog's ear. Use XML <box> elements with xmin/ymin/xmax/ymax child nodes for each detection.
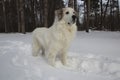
<box><xmin>74</xmin><ymin>11</ymin><xmax>79</xmax><ymax>18</ymax></box>
<box><xmin>55</xmin><ymin>9</ymin><xmax>63</xmax><ymax>21</ymax></box>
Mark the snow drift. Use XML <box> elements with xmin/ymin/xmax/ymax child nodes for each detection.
<box><xmin>0</xmin><ymin>31</ymin><xmax>120</xmax><ymax>80</ymax></box>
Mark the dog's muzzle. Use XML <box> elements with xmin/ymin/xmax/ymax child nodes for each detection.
<box><xmin>72</xmin><ymin>15</ymin><xmax>77</xmax><ymax>23</ymax></box>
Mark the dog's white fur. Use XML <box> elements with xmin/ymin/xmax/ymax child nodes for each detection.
<box><xmin>32</xmin><ymin>7</ymin><xmax>77</xmax><ymax>66</ymax></box>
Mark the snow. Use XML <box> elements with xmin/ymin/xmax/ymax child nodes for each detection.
<box><xmin>0</xmin><ymin>31</ymin><xmax>120</xmax><ymax>80</ymax></box>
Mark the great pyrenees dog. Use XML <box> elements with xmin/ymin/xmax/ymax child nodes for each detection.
<box><xmin>32</xmin><ymin>7</ymin><xmax>77</xmax><ymax>66</ymax></box>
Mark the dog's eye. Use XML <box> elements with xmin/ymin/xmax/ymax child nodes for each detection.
<box><xmin>66</xmin><ymin>11</ymin><xmax>69</xmax><ymax>14</ymax></box>
<box><xmin>73</xmin><ymin>12</ymin><xmax>75</xmax><ymax>14</ymax></box>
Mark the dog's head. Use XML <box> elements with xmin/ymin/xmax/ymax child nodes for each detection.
<box><xmin>55</xmin><ymin>7</ymin><xmax>78</xmax><ymax>25</ymax></box>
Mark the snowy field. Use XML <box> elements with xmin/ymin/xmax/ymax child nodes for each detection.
<box><xmin>0</xmin><ymin>31</ymin><xmax>120</xmax><ymax>80</ymax></box>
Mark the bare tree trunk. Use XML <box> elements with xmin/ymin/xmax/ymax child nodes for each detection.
<box><xmin>86</xmin><ymin>0</ymin><xmax>90</xmax><ymax>33</ymax></box>
<box><xmin>110</xmin><ymin>0</ymin><xmax>113</xmax><ymax>31</ymax></box>
<box><xmin>74</xmin><ymin>0</ymin><xmax>77</xmax><ymax>11</ymax></box>
<box><xmin>44</xmin><ymin>0</ymin><xmax>48</xmax><ymax>27</ymax></box>
<box><xmin>68</xmin><ymin>0</ymin><xmax>74</xmax><ymax>8</ymax></box>
<box><xmin>103</xmin><ymin>0</ymin><xmax>109</xmax><ymax>29</ymax></box>
<box><xmin>31</xmin><ymin>0</ymin><xmax>35</xmax><ymax>29</ymax></box>
<box><xmin>48</xmin><ymin>0</ymin><xmax>55</xmax><ymax>27</ymax></box>
<box><xmin>2</xmin><ymin>0</ymin><xmax>7</xmax><ymax>33</ymax></box>
<box><xmin>40</xmin><ymin>0</ymin><xmax>44</xmax><ymax>26</ymax></box>
<box><xmin>16</xmin><ymin>0</ymin><xmax>21</xmax><ymax>32</ymax></box>
<box><xmin>116</xmin><ymin>0</ymin><xmax>120</xmax><ymax>30</ymax></box>
<box><xmin>83</xmin><ymin>1</ymin><xmax>87</xmax><ymax>30</ymax></box>
<box><xmin>19</xmin><ymin>0</ymin><xmax>25</xmax><ymax>33</ymax></box>
<box><xmin>100</xmin><ymin>0</ymin><xmax>103</xmax><ymax>30</ymax></box>
<box><xmin>74</xmin><ymin>0</ymin><xmax>80</xmax><ymax>30</ymax></box>
<box><xmin>94</xmin><ymin>12</ymin><xmax>98</xmax><ymax>28</ymax></box>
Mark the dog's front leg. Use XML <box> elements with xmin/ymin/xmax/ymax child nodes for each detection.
<box><xmin>61</xmin><ymin>51</ymin><xmax>67</xmax><ymax>65</ymax></box>
<box><xmin>32</xmin><ymin>39</ymin><xmax>40</xmax><ymax>57</ymax></box>
<box><xmin>61</xmin><ymin>45</ymin><xmax>69</xmax><ymax>65</ymax></box>
<box><xmin>48</xmin><ymin>50</ymin><xmax>57</xmax><ymax>66</ymax></box>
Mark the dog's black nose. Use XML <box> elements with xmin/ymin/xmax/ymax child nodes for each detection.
<box><xmin>72</xmin><ymin>15</ymin><xmax>77</xmax><ymax>20</ymax></box>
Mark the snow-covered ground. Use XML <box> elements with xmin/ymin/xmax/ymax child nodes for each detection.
<box><xmin>0</xmin><ymin>31</ymin><xmax>120</xmax><ymax>80</ymax></box>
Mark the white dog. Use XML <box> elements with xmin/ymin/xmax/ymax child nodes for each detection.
<box><xmin>32</xmin><ymin>7</ymin><xmax>77</xmax><ymax>66</ymax></box>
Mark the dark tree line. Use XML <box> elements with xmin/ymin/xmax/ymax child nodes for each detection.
<box><xmin>0</xmin><ymin>0</ymin><xmax>64</xmax><ymax>33</ymax></box>
<box><xmin>81</xmin><ymin>0</ymin><xmax>120</xmax><ymax>32</ymax></box>
<box><xmin>0</xmin><ymin>0</ymin><xmax>120</xmax><ymax>33</ymax></box>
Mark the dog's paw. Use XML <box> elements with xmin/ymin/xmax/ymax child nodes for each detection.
<box><xmin>61</xmin><ymin>60</ymin><xmax>67</xmax><ymax>66</ymax></box>
<box><xmin>32</xmin><ymin>53</ymin><xmax>38</xmax><ymax>57</ymax></box>
<box><xmin>49</xmin><ymin>63</ymin><xmax>55</xmax><ymax>67</ymax></box>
